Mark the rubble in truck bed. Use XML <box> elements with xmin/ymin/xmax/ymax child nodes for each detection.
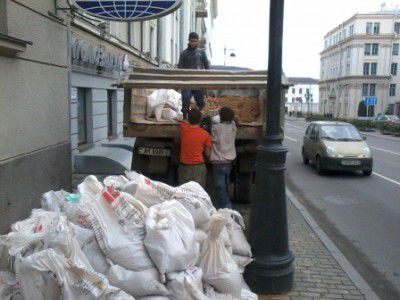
<box><xmin>202</xmin><ymin>96</ymin><xmax>262</xmax><ymax>124</ymax></box>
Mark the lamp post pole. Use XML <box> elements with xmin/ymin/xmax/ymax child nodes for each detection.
<box><xmin>244</xmin><ymin>0</ymin><xmax>294</xmax><ymax>295</ymax></box>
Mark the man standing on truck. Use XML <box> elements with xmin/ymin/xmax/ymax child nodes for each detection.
<box><xmin>178</xmin><ymin>32</ymin><xmax>210</xmax><ymax>120</ymax></box>
<box><xmin>178</xmin><ymin>108</ymin><xmax>211</xmax><ymax>187</ymax></box>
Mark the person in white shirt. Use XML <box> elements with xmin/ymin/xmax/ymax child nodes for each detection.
<box><xmin>210</xmin><ymin>107</ymin><xmax>237</xmax><ymax>208</ymax></box>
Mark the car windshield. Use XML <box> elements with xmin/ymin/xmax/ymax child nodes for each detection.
<box><xmin>320</xmin><ymin>124</ymin><xmax>363</xmax><ymax>141</ymax></box>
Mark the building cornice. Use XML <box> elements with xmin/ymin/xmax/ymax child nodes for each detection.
<box><xmin>320</xmin><ymin>34</ymin><xmax>398</xmax><ymax>56</ymax></box>
<box><xmin>319</xmin><ymin>75</ymin><xmax>391</xmax><ymax>84</ymax></box>
<box><xmin>324</xmin><ymin>13</ymin><xmax>400</xmax><ymax>39</ymax></box>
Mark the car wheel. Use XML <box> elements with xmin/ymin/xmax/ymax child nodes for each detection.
<box><xmin>363</xmin><ymin>170</ymin><xmax>372</xmax><ymax>176</ymax></box>
<box><xmin>316</xmin><ymin>156</ymin><xmax>325</xmax><ymax>175</ymax></box>
<box><xmin>302</xmin><ymin>148</ymin><xmax>309</xmax><ymax>165</ymax></box>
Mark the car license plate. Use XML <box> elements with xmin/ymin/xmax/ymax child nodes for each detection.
<box><xmin>341</xmin><ymin>160</ymin><xmax>361</xmax><ymax>166</ymax></box>
<box><xmin>138</xmin><ymin>147</ymin><xmax>171</xmax><ymax>157</ymax></box>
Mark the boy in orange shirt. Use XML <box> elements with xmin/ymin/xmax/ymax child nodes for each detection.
<box><xmin>178</xmin><ymin>108</ymin><xmax>211</xmax><ymax>187</ymax></box>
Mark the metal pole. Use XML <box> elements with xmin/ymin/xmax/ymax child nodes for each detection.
<box><xmin>244</xmin><ymin>0</ymin><xmax>294</xmax><ymax>294</ymax></box>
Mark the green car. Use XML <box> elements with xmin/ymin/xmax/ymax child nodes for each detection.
<box><xmin>302</xmin><ymin>121</ymin><xmax>373</xmax><ymax>176</ymax></box>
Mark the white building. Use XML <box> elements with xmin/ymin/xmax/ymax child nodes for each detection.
<box><xmin>320</xmin><ymin>5</ymin><xmax>400</xmax><ymax>118</ymax></box>
<box><xmin>285</xmin><ymin>78</ymin><xmax>319</xmax><ymax>114</ymax></box>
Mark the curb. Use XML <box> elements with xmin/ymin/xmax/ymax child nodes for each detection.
<box><xmin>286</xmin><ymin>188</ymin><xmax>380</xmax><ymax>300</ymax></box>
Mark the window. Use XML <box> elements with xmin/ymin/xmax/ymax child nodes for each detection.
<box><xmin>349</xmin><ymin>25</ymin><xmax>354</xmax><ymax>35</ymax></box>
<box><xmin>366</xmin><ymin>22</ymin><xmax>373</xmax><ymax>35</ymax></box>
<box><xmin>372</xmin><ymin>44</ymin><xmax>379</xmax><ymax>55</ymax></box>
<box><xmin>363</xmin><ymin>63</ymin><xmax>370</xmax><ymax>75</ymax></box>
<box><xmin>390</xmin><ymin>84</ymin><xmax>396</xmax><ymax>96</ymax></box>
<box><xmin>150</xmin><ymin>26</ymin><xmax>155</xmax><ymax>58</ymax></box>
<box><xmin>395</xmin><ymin>22</ymin><xmax>400</xmax><ymax>34</ymax></box>
<box><xmin>369</xmin><ymin>84</ymin><xmax>376</xmax><ymax>96</ymax></box>
<box><xmin>299</xmin><ymin>88</ymin><xmax>303</xmax><ymax>94</ymax></box>
<box><xmin>0</xmin><ymin>1</ymin><xmax>6</xmax><ymax>34</ymax></box>
<box><xmin>107</xmin><ymin>90</ymin><xmax>113</xmax><ymax>137</ymax></box>
<box><xmin>362</xmin><ymin>84</ymin><xmax>369</xmax><ymax>96</ymax></box>
<box><xmin>292</xmin><ymin>97</ymin><xmax>295</xmax><ymax>102</ymax></box>
<box><xmin>365</xmin><ymin>44</ymin><xmax>371</xmax><ymax>55</ymax></box>
<box><xmin>324</xmin><ymin>40</ymin><xmax>328</xmax><ymax>49</ymax></box>
<box><xmin>292</xmin><ymin>88</ymin><xmax>295</xmax><ymax>94</ymax></box>
<box><xmin>373</xmin><ymin>22</ymin><xmax>380</xmax><ymax>34</ymax></box>
<box><xmin>389</xmin><ymin>62</ymin><xmax>397</xmax><ymax>76</ymax></box>
<box><xmin>393</xmin><ymin>44</ymin><xmax>400</xmax><ymax>56</ymax></box>
<box><xmin>371</xmin><ymin>63</ymin><xmax>377</xmax><ymax>75</ymax></box>
<box><xmin>346</xmin><ymin>46</ymin><xmax>351</xmax><ymax>58</ymax></box>
<box><xmin>346</xmin><ymin>63</ymin><xmax>351</xmax><ymax>75</ymax></box>
<box><xmin>343</xmin><ymin>29</ymin><xmax>347</xmax><ymax>39</ymax></box>
<box><xmin>306</xmin><ymin>88</ymin><xmax>310</xmax><ymax>94</ymax></box>
<box><xmin>77</xmin><ymin>88</ymin><xmax>88</xmax><ymax>146</ymax></box>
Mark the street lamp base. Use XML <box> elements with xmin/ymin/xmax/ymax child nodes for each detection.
<box><xmin>244</xmin><ymin>253</ymin><xmax>295</xmax><ymax>294</ymax></box>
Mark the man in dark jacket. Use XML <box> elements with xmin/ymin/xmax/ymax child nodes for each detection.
<box><xmin>178</xmin><ymin>32</ymin><xmax>210</xmax><ymax>120</ymax></box>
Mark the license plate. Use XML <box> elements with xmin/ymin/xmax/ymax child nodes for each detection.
<box><xmin>138</xmin><ymin>147</ymin><xmax>171</xmax><ymax>157</ymax></box>
<box><xmin>341</xmin><ymin>160</ymin><xmax>361</xmax><ymax>166</ymax></box>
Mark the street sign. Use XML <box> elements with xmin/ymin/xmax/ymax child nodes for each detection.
<box><xmin>73</xmin><ymin>0</ymin><xmax>183</xmax><ymax>22</ymax></box>
<box><xmin>364</xmin><ymin>97</ymin><xmax>377</xmax><ymax>106</ymax></box>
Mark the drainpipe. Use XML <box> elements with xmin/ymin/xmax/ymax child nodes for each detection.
<box><xmin>140</xmin><ymin>21</ymin><xmax>144</xmax><ymax>52</ymax></box>
<box><xmin>157</xmin><ymin>18</ymin><xmax>162</xmax><ymax>66</ymax></box>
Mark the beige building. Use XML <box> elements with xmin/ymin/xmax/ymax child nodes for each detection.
<box><xmin>319</xmin><ymin>6</ymin><xmax>400</xmax><ymax>118</ymax></box>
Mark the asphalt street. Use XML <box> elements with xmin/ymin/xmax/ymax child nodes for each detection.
<box><xmin>284</xmin><ymin>118</ymin><xmax>400</xmax><ymax>299</ymax></box>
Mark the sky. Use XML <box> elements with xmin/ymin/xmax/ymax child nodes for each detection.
<box><xmin>211</xmin><ymin>0</ymin><xmax>400</xmax><ymax>78</ymax></box>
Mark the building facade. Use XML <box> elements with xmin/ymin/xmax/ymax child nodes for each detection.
<box><xmin>0</xmin><ymin>0</ymin><xmax>218</xmax><ymax>232</ymax></box>
<box><xmin>285</xmin><ymin>78</ymin><xmax>320</xmax><ymax>114</ymax></box>
<box><xmin>0</xmin><ymin>0</ymin><xmax>71</xmax><ymax>233</ymax></box>
<box><xmin>320</xmin><ymin>7</ymin><xmax>400</xmax><ymax>118</ymax></box>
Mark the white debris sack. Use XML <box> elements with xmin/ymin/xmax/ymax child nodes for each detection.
<box><xmin>161</xmin><ymin>107</ymin><xmax>178</xmax><ymax>121</ymax></box>
<box><xmin>173</xmin><ymin>181</ymin><xmax>216</xmax><ymax>227</ymax></box>
<box><xmin>240</xmin><ymin>288</ymin><xmax>258</xmax><ymax>300</ymax></box>
<box><xmin>137</xmin><ymin>297</ymin><xmax>170</xmax><ymax>300</ymax></box>
<box><xmin>103</xmin><ymin>175</ymin><xmax>130</xmax><ymax>190</ymax></box>
<box><xmin>199</xmin><ymin>214</ymin><xmax>242</xmax><ymax>297</ymax></box>
<box><xmin>194</xmin><ymin>229</ymin><xmax>207</xmax><ymax>246</ymax></box>
<box><xmin>84</xmin><ymin>187</ymin><xmax>154</xmax><ymax>271</ymax></box>
<box><xmin>0</xmin><ymin>271</ymin><xmax>22</xmax><ymax>300</ymax></box>
<box><xmin>147</xmin><ymin>89</ymin><xmax>169</xmax><ymax>120</ymax></box>
<box><xmin>124</xmin><ymin>171</ymin><xmax>175</xmax><ymax>207</ymax></box>
<box><xmin>106</xmin><ymin>264</ymin><xmax>169</xmax><ymax>298</ymax></box>
<box><xmin>144</xmin><ymin>200</ymin><xmax>198</xmax><ymax>273</ymax></box>
<box><xmin>198</xmin><ymin>220</ymin><xmax>232</xmax><ymax>249</ymax></box>
<box><xmin>219</xmin><ymin>209</ymin><xmax>252</xmax><ymax>257</ymax></box>
<box><xmin>78</xmin><ymin>175</ymin><xmax>104</xmax><ymax>198</ymax></box>
<box><xmin>17</xmin><ymin>248</ymin><xmax>134</xmax><ymax>300</ymax></box>
<box><xmin>81</xmin><ymin>237</ymin><xmax>110</xmax><ymax>275</ymax></box>
<box><xmin>203</xmin><ymin>285</ymin><xmax>233</xmax><ymax>300</ymax></box>
<box><xmin>167</xmin><ymin>266</ymin><xmax>208</xmax><ymax>300</ymax></box>
<box><xmin>233</xmin><ymin>254</ymin><xmax>253</xmax><ymax>273</ymax></box>
<box><xmin>165</xmin><ymin>89</ymin><xmax>182</xmax><ymax>111</ymax></box>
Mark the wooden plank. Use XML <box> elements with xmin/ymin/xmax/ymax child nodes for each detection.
<box><xmin>123</xmin><ymin>80</ymin><xmax>269</xmax><ymax>90</ymax></box>
<box><xmin>129</xmin><ymin>73</ymin><xmax>268</xmax><ymax>81</ymax></box>
<box><xmin>124</xmin><ymin>122</ymin><xmax>262</xmax><ymax>140</ymax></box>
<box><xmin>132</xmin><ymin>67</ymin><xmax>268</xmax><ymax>76</ymax></box>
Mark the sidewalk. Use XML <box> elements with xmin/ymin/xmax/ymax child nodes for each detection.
<box><xmin>235</xmin><ymin>191</ymin><xmax>379</xmax><ymax>300</ymax></box>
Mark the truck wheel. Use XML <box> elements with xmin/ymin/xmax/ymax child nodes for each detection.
<box><xmin>233</xmin><ymin>172</ymin><xmax>253</xmax><ymax>203</ymax></box>
<box><xmin>363</xmin><ymin>170</ymin><xmax>372</xmax><ymax>176</ymax></box>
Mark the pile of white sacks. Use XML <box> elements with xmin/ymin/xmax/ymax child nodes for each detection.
<box><xmin>0</xmin><ymin>171</ymin><xmax>256</xmax><ymax>300</ymax></box>
<box><xmin>146</xmin><ymin>89</ymin><xmax>183</xmax><ymax>121</ymax></box>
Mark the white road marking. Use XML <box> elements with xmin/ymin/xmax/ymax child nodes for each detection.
<box><xmin>373</xmin><ymin>172</ymin><xmax>400</xmax><ymax>187</ymax></box>
<box><xmin>285</xmin><ymin>123</ymin><xmax>304</xmax><ymax>130</ymax></box>
<box><xmin>285</xmin><ymin>136</ymin><xmax>298</xmax><ymax>142</ymax></box>
<box><xmin>370</xmin><ymin>146</ymin><xmax>400</xmax><ymax>157</ymax></box>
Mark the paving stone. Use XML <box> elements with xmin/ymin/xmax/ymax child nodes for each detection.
<box><xmin>235</xmin><ymin>201</ymin><xmax>367</xmax><ymax>300</ymax></box>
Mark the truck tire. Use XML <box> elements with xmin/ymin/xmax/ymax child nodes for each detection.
<box><xmin>233</xmin><ymin>172</ymin><xmax>253</xmax><ymax>203</ymax></box>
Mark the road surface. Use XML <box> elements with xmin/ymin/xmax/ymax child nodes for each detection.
<box><xmin>284</xmin><ymin>118</ymin><xmax>400</xmax><ymax>299</ymax></box>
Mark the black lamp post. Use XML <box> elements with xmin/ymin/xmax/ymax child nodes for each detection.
<box><xmin>244</xmin><ymin>0</ymin><xmax>294</xmax><ymax>295</ymax></box>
